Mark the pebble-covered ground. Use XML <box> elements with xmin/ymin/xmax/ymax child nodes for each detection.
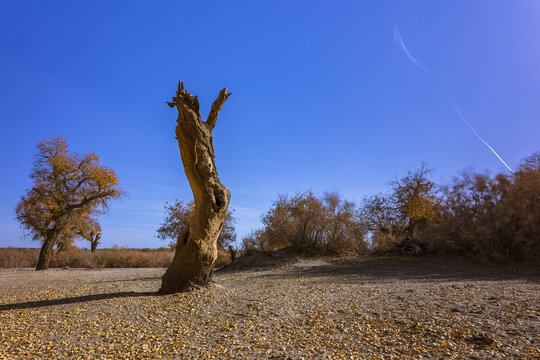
<box><xmin>0</xmin><ymin>255</ymin><xmax>538</xmax><ymax>359</ymax></box>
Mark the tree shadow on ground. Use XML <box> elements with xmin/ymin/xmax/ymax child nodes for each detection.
<box><xmin>241</xmin><ymin>256</ymin><xmax>540</xmax><ymax>283</ymax></box>
<box><xmin>0</xmin><ymin>291</ymin><xmax>156</xmax><ymax>311</ymax></box>
<box><xmin>93</xmin><ymin>276</ymin><xmax>162</xmax><ymax>284</ymax></box>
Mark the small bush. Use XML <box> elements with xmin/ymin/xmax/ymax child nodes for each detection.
<box><xmin>242</xmin><ymin>192</ymin><xmax>368</xmax><ymax>254</ymax></box>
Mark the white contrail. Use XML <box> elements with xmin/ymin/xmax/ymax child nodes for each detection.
<box><xmin>393</xmin><ymin>23</ymin><xmax>432</xmax><ymax>80</ymax></box>
<box><xmin>451</xmin><ymin>103</ymin><xmax>513</xmax><ymax>172</ymax></box>
<box><xmin>393</xmin><ymin>23</ymin><xmax>513</xmax><ymax>173</ymax></box>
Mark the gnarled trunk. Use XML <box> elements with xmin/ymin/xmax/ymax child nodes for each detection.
<box><xmin>159</xmin><ymin>82</ymin><xmax>231</xmax><ymax>294</ymax></box>
<box><xmin>36</xmin><ymin>230</ymin><xmax>57</xmax><ymax>270</ymax></box>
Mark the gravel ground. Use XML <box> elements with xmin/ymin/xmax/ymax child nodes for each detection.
<box><xmin>0</xmin><ymin>255</ymin><xmax>538</xmax><ymax>359</ymax></box>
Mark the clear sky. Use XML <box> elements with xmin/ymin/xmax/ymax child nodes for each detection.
<box><xmin>1</xmin><ymin>1</ymin><xmax>539</xmax><ymax>249</ymax></box>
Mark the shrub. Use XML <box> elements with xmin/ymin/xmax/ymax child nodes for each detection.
<box><xmin>242</xmin><ymin>152</ymin><xmax>540</xmax><ymax>263</ymax></box>
<box><xmin>0</xmin><ymin>248</ymin><xmax>39</xmax><ymax>268</ymax></box>
<box><xmin>0</xmin><ymin>248</ymin><xmax>175</xmax><ymax>269</ymax></box>
<box><xmin>425</xmin><ymin>153</ymin><xmax>540</xmax><ymax>262</ymax></box>
<box><xmin>242</xmin><ymin>192</ymin><xmax>368</xmax><ymax>253</ymax></box>
<box><xmin>0</xmin><ymin>246</ymin><xmax>237</xmax><ymax>269</ymax></box>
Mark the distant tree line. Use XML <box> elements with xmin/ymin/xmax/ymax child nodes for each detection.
<box><xmin>241</xmin><ymin>153</ymin><xmax>540</xmax><ymax>263</ymax></box>
<box><xmin>17</xmin><ymin>136</ymin><xmax>539</xmax><ymax>268</ymax></box>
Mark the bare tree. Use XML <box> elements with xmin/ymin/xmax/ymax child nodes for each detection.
<box><xmin>159</xmin><ymin>82</ymin><xmax>231</xmax><ymax>294</ymax></box>
<box><xmin>15</xmin><ymin>137</ymin><xmax>122</xmax><ymax>270</ymax></box>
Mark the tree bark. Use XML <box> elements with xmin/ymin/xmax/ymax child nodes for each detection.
<box><xmin>36</xmin><ymin>230</ymin><xmax>57</xmax><ymax>270</ymax></box>
<box><xmin>159</xmin><ymin>82</ymin><xmax>231</xmax><ymax>294</ymax></box>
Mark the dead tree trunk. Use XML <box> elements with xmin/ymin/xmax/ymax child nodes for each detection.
<box><xmin>159</xmin><ymin>82</ymin><xmax>231</xmax><ymax>294</ymax></box>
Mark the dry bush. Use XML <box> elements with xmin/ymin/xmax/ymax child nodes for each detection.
<box><xmin>241</xmin><ymin>230</ymin><xmax>265</xmax><ymax>254</ymax></box>
<box><xmin>424</xmin><ymin>153</ymin><xmax>540</xmax><ymax>262</ymax></box>
<box><xmin>0</xmin><ymin>248</ymin><xmax>39</xmax><ymax>268</ymax></box>
<box><xmin>494</xmin><ymin>153</ymin><xmax>540</xmax><ymax>260</ymax></box>
<box><xmin>242</xmin><ymin>192</ymin><xmax>368</xmax><ymax>254</ymax></box>
<box><xmin>361</xmin><ymin>157</ymin><xmax>540</xmax><ymax>262</ymax></box>
<box><xmin>243</xmin><ymin>153</ymin><xmax>539</xmax><ymax>263</ymax></box>
<box><xmin>0</xmin><ymin>248</ymin><xmax>175</xmax><ymax>269</ymax></box>
<box><xmin>0</xmin><ymin>247</ymin><xmax>237</xmax><ymax>269</ymax></box>
<box><xmin>54</xmin><ymin>248</ymin><xmax>175</xmax><ymax>268</ymax></box>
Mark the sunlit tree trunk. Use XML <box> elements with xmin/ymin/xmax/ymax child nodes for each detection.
<box><xmin>159</xmin><ymin>82</ymin><xmax>231</xmax><ymax>294</ymax></box>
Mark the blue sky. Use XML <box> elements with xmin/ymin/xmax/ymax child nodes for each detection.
<box><xmin>1</xmin><ymin>1</ymin><xmax>539</xmax><ymax>249</ymax></box>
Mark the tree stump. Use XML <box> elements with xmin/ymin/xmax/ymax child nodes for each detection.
<box><xmin>159</xmin><ymin>82</ymin><xmax>231</xmax><ymax>294</ymax></box>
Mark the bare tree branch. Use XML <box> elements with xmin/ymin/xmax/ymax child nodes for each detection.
<box><xmin>206</xmin><ymin>87</ymin><xmax>231</xmax><ymax>131</ymax></box>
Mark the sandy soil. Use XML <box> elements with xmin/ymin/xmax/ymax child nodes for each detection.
<box><xmin>0</xmin><ymin>254</ymin><xmax>538</xmax><ymax>359</ymax></box>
